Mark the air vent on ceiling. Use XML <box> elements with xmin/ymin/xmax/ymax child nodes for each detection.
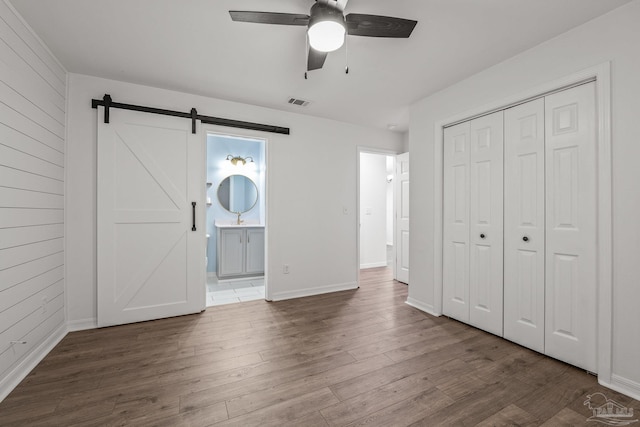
<box><xmin>287</xmin><ymin>97</ymin><xmax>311</xmax><ymax>107</ymax></box>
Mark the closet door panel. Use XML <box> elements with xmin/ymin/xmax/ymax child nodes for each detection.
<box><xmin>443</xmin><ymin>122</ymin><xmax>471</xmax><ymax>323</ymax></box>
<box><xmin>468</xmin><ymin>111</ymin><xmax>504</xmax><ymax>335</ymax></box>
<box><xmin>544</xmin><ymin>82</ymin><xmax>597</xmax><ymax>372</ymax></box>
<box><xmin>504</xmin><ymin>99</ymin><xmax>545</xmax><ymax>352</ymax></box>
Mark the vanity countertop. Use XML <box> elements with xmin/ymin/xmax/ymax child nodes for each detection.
<box><xmin>214</xmin><ymin>220</ymin><xmax>264</xmax><ymax>228</ymax></box>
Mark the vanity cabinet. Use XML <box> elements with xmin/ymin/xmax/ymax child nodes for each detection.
<box><xmin>217</xmin><ymin>226</ymin><xmax>264</xmax><ymax>279</ymax></box>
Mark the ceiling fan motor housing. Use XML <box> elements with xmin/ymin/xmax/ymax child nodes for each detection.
<box><xmin>309</xmin><ymin>2</ymin><xmax>345</xmax><ymax>29</ymax></box>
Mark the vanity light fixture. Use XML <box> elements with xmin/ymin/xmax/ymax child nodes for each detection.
<box><xmin>226</xmin><ymin>154</ymin><xmax>254</xmax><ymax>166</ymax></box>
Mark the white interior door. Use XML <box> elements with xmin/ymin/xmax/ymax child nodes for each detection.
<box><xmin>504</xmin><ymin>98</ymin><xmax>546</xmax><ymax>352</ymax></box>
<box><xmin>468</xmin><ymin>112</ymin><xmax>504</xmax><ymax>335</ymax></box>
<box><xmin>395</xmin><ymin>152</ymin><xmax>410</xmax><ymax>284</ymax></box>
<box><xmin>443</xmin><ymin>122</ymin><xmax>470</xmax><ymax>322</ymax></box>
<box><xmin>97</xmin><ymin>108</ymin><xmax>205</xmax><ymax>327</ymax></box>
<box><xmin>544</xmin><ymin>82</ymin><xmax>597</xmax><ymax>372</ymax></box>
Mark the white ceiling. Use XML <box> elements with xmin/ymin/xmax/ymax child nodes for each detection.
<box><xmin>10</xmin><ymin>0</ymin><xmax>631</xmax><ymax>131</ymax></box>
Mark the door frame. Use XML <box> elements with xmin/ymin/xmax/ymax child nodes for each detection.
<box><xmin>356</xmin><ymin>146</ymin><xmax>400</xmax><ymax>287</ymax></box>
<box><xmin>432</xmin><ymin>62</ymin><xmax>613</xmax><ymax>384</ymax></box>
<box><xmin>202</xmin><ymin>126</ymin><xmax>270</xmax><ymax>300</ymax></box>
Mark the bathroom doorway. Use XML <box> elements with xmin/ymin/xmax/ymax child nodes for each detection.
<box><xmin>358</xmin><ymin>149</ymin><xmax>397</xmax><ymax>283</ymax></box>
<box><xmin>205</xmin><ymin>132</ymin><xmax>266</xmax><ymax>306</ymax></box>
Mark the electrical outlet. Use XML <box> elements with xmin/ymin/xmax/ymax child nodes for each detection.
<box><xmin>283</xmin><ymin>264</ymin><xmax>290</xmax><ymax>274</ymax></box>
<box><xmin>343</xmin><ymin>207</ymin><xmax>348</xmax><ymax>215</ymax></box>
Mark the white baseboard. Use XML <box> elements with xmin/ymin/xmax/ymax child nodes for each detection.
<box><xmin>67</xmin><ymin>318</ymin><xmax>98</xmax><ymax>332</ymax></box>
<box><xmin>599</xmin><ymin>374</ymin><xmax>640</xmax><ymax>401</ymax></box>
<box><xmin>0</xmin><ymin>323</ymin><xmax>67</xmax><ymax>402</ymax></box>
<box><xmin>360</xmin><ymin>261</ymin><xmax>388</xmax><ymax>269</ymax></box>
<box><xmin>405</xmin><ymin>297</ymin><xmax>441</xmax><ymax>317</ymax></box>
<box><xmin>271</xmin><ymin>281</ymin><xmax>358</xmax><ymax>301</ymax></box>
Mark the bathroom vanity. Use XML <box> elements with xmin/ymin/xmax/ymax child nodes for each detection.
<box><xmin>215</xmin><ymin>221</ymin><xmax>264</xmax><ymax>279</ymax></box>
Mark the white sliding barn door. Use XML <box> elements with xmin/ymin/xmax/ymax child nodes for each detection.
<box><xmin>97</xmin><ymin>108</ymin><xmax>205</xmax><ymax>327</ymax></box>
<box><xmin>443</xmin><ymin>122</ymin><xmax>470</xmax><ymax>323</ymax></box>
<box><xmin>468</xmin><ymin>112</ymin><xmax>504</xmax><ymax>335</ymax></box>
<box><xmin>544</xmin><ymin>83</ymin><xmax>597</xmax><ymax>372</ymax></box>
<box><xmin>504</xmin><ymin>99</ymin><xmax>546</xmax><ymax>352</ymax></box>
<box><xmin>395</xmin><ymin>152</ymin><xmax>410</xmax><ymax>284</ymax></box>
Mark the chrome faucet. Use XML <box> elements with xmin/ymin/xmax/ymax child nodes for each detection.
<box><xmin>236</xmin><ymin>212</ymin><xmax>244</xmax><ymax>225</ymax></box>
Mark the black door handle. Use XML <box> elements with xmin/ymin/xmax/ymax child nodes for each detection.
<box><xmin>192</xmin><ymin>202</ymin><xmax>196</xmax><ymax>231</ymax></box>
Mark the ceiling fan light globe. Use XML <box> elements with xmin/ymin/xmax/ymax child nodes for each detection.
<box><xmin>308</xmin><ymin>20</ymin><xmax>345</xmax><ymax>52</ymax></box>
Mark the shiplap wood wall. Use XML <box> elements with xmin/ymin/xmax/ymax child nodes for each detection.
<box><xmin>0</xmin><ymin>0</ymin><xmax>66</xmax><ymax>398</ymax></box>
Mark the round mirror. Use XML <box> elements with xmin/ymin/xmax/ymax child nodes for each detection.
<box><xmin>217</xmin><ymin>175</ymin><xmax>258</xmax><ymax>214</ymax></box>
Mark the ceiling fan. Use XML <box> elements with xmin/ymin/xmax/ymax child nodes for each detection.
<box><xmin>229</xmin><ymin>0</ymin><xmax>417</xmax><ymax>75</ymax></box>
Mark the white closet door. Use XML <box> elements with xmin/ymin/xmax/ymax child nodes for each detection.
<box><xmin>468</xmin><ymin>112</ymin><xmax>504</xmax><ymax>335</ymax></box>
<box><xmin>504</xmin><ymin>98</ymin><xmax>546</xmax><ymax>352</ymax></box>
<box><xmin>443</xmin><ymin>122</ymin><xmax>471</xmax><ymax>323</ymax></box>
<box><xmin>544</xmin><ymin>82</ymin><xmax>597</xmax><ymax>372</ymax></box>
<box><xmin>97</xmin><ymin>108</ymin><xmax>205</xmax><ymax>327</ymax></box>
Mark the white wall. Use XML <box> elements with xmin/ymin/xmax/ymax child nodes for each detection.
<box><xmin>409</xmin><ymin>0</ymin><xmax>640</xmax><ymax>398</ymax></box>
<box><xmin>359</xmin><ymin>152</ymin><xmax>388</xmax><ymax>269</ymax></box>
<box><xmin>65</xmin><ymin>73</ymin><xmax>403</xmax><ymax>320</ymax></box>
<box><xmin>0</xmin><ymin>0</ymin><xmax>67</xmax><ymax>400</ymax></box>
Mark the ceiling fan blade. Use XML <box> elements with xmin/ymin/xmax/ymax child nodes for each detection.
<box><xmin>345</xmin><ymin>14</ymin><xmax>417</xmax><ymax>38</ymax></box>
<box><xmin>308</xmin><ymin>47</ymin><xmax>328</xmax><ymax>71</ymax></box>
<box><xmin>229</xmin><ymin>11</ymin><xmax>310</xmax><ymax>26</ymax></box>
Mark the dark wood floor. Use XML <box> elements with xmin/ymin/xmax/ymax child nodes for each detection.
<box><xmin>1</xmin><ymin>268</ymin><xmax>637</xmax><ymax>426</ymax></box>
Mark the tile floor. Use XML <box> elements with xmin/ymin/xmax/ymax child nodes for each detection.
<box><xmin>206</xmin><ymin>276</ymin><xmax>265</xmax><ymax>307</ymax></box>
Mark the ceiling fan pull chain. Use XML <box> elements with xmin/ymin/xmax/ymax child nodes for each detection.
<box><xmin>345</xmin><ymin>35</ymin><xmax>349</xmax><ymax>74</ymax></box>
<box><xmin>305</xmin><ymin>32</ymin><xmax>309</xmax><ymax>80</ymax></box>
